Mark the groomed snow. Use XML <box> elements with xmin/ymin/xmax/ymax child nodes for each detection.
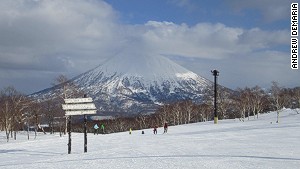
<box><xmin>1</xmin><ymin>109</ymin><xmax>299</xmax><ymax>169</ymax></box>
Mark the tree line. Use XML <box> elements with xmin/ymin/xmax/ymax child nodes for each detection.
<box><xmin>93</xmin><ymin>82</ymin><xmax>300</xmax><ymax>134</ymax></box>
<box><xmin>1</xmin><ymin>78</ymin><xmax>300</xmax><ymax>140</ymax></box>
<box><xmin>0</xmin><ymin>75</ymin><xmax>82</xmax><ymax>142</ymax></box>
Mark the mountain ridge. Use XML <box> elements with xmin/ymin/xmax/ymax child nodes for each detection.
<box><xmin>32</xmin><ymin>54</ymin><xmax>214</xmax><ymax>115</ymax></box>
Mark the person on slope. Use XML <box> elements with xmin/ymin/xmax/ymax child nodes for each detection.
<box><xmin>163</xmin><ymin>122</ymin><xmax>168</xmax><ymax>134</ymax></box>
<box><xmin>94</xmin><ymin>123</ymin><xmax>99</xmax><ymax>135</ymax></box>
<box><xmin>101</xmin><ymin>124</ymin><xmax>105</xmax><ymax>134</ymax></box>
<box><xmin>153</xmin><ymin>125</ymin><xmax>158</xmax><ymax>135</ymax></box>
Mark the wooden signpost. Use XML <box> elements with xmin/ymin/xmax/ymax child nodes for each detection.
<box><xmin>62</xmin><ymin>96</ymin><xmax>97</xmax><ymax>154</ymax></box>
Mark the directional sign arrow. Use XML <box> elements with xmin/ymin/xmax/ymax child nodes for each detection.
<box><xmin>64</xmin><ymin>98</ymin><xmax>93</xmax><ymax>104</ymax></box>
<box><xmin>62</xmin><ymin>103</ymin><xmax>96</xmax><ymax>110</ymax></box>
<box><xmin>65</xmin><ymin>110</ymin><xmax>97</xmax><ymax>116</ymax></box>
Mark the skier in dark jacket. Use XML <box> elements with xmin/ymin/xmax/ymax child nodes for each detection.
<box><xmin>164</xmin><ymin>122</ymin><xmax>168</xmax><ymax>133</ymax></box>
<box><xmin>153</xmin><ymin>125</ymin><xmax>158</xmax><ymax>135</ymax></box>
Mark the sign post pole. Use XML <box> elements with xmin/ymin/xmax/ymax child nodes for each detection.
<box><xmin>67</xmin><ymin>116</ymin><xmax>71</xmax><ymax>154</ymax></box>
<box><xmin>62</xmin><ymin>96</ymin><xmax>97</xmax><ymax>154</ymax></box>
<box><xmin>84</xmin><ymin>114</ymin><xmax>87</xmax><ymax>153</ymax></box>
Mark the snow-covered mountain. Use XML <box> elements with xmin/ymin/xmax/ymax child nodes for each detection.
<box><xmin>32</xmin><ymin>54</ymin><xmax>213</xmax><ymax>115</ymax></box>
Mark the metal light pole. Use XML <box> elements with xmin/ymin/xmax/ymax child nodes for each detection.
<box><xmin>211</xmin><ymin>69</ymin><xmax>219</xmax><ymax>124</ymax></box>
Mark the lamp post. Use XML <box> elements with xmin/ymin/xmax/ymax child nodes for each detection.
<box><xmin>211</xmin><ymin>69</ymin><xmax>219</xmax><ymax>124</ymax></box>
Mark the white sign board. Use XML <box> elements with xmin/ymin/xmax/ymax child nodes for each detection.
<box><xmin>62</xmin><ymin>103</ymin><xmax>96</xmax><ymax>110</ymax></box>
<box><xmin>63</xmin><ymin>97</ymin><xmax>97</xmax><ymax>116</ymax></box>
<box><xmin>65</xmin><ymin>110</ymin><xmax>97</xmax><ymax>116</ymax></box>
<box><xmin>64</xmin><ymin>98</ymin><xmax>93</xmax><ymax>104</ymax></box>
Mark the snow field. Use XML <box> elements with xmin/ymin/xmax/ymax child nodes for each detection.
<box><xmin>0</xmin><ymin>109</ymin><xmax>299</xmax><ymax>169</ymax></box>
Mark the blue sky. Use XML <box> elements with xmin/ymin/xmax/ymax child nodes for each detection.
<box><xmin>0</xmin><ymin>0</ymin><xmax>298</xmax><ymax>94</ymax></box>
<box><xmin>107</xmin><ymin>0</ymin><xmax>289</xmax><ymax>29</ymax></box>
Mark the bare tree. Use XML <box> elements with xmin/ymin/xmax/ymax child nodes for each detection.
<box><xmin>250</xmin><ymin>86</ymin><xmax>266</xmax><ymax>119</ymax></box>
<box><xmin>234</xmin><ymin>88</ymin><xmax>248</xmax><ymax>122</ymax></box>
<box><xmin>156</xmin><ymin>104</ymin><xmax>171</xmax><ymax>126</ymax></box>
<box><xmin>41</xmin><ymin>99</ymin><xmax>64</xmax><ymax>134</ymax></box>
<box><xmin>217</xmin><ymin>89</ymin><xmax>232</xmax><ymax>120</ymax></box>
<box><xmin>195</xmin><ymin>103</ymin><xmax>212</xmax><ymax>122</ymax></box>
<box><xmin>292</xmin><ymin>87</ymin><xmax>300</xmax><ymax>114</ymax></box>
<box><xmin>135</xmin><ymin>113</ymin><xmax>148</xmax><ymax>129</ymax></box>
<box><xmin>271</xmin><ymin>82</ymin><xmax>286</xmax><ymax>123</ymax></box>
<box><xmin>0</xmin><ymin>86</ymin><xmax>28</xmax><ymax>142</ymax></box>
<box><xmin>245</xmin><ymin>87</ymin><xmax>253</xmax><ymax>120</ymax></box>
<box><xmin>53</xmin><ymin>74</ymin><xmax>83</xmax><ymax>99</ymax></box>
<box><xmin>181</xmin><ymin>100</ymin><xmax>195</xmax><ymax>124</ymax></box>
<box><xmin>26</xmin><ymin>100</ymin><xmax>43</xmax><ymax>139</ymax></box>
<box><xmin>52</xmin><ymin>74</ymin><xmax>84</xmax><ymax>134</ymax></box>
<box><xmin>294</xmin><ymin>87</ymin><xmax>300</xmax><ymax>108</ymax></box>
<box><xmin>173</xmin><ymin>102</ymin><xmax>182</xmax><ymax>125</ymax></box>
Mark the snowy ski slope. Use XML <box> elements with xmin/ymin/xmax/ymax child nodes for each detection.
<box><xmin>0</xmin><ymin>109</ymin><xmax>299</xmax><ymax>169</ymax></box>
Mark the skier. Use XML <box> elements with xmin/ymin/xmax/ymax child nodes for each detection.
<box><xmin>101</xmin><ymin>124</ymin><xmax>105</xmax><ymax>134</ymax></box>
<box><xmin>164</xmin><ymin>122</ymin><xmax>168</xmax><ymax>134</ymax></box>
<box><xmin>94</xmin><ymin>123</ymin><xmax>99</xmax><ymax>135</ymax></box>
<box><xmin>129</xmin><ymin>128</ymin><xmax>132</xmax><ymax>134</ymax></box>
<box><xmin>153</xmin><ymin>125</ymin><xmax>158</xmax><ymax>135</ymax></box>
